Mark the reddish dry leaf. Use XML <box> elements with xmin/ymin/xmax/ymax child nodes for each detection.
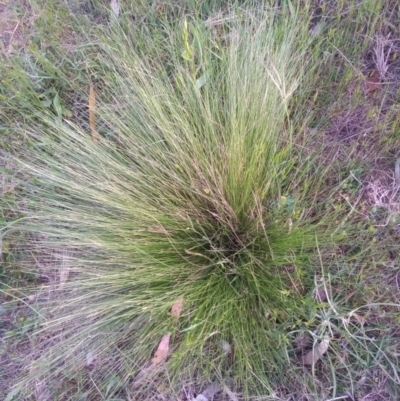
<box><xmin>89</xmin><ymin>84</ymin><xmax>99</xmax><ymax>142</ymax></box>
<box><xmin>366</xmin><ymin>70</ymin><xmax>380</xmax><ymax>92</ymax></box>
<box><xmin>151</xmin><ymin>332</ymin><xmax>171</xmax><ymax>365</ymax></box>
<box><xmin>301</xmin><ymin>337</ymin><xmax>330</xmax><ymax>365</ymax></box>
<box><xmin>171</xmin><ymin>296</ymin><xmax>184</xmax><ymax>319</ymax></box>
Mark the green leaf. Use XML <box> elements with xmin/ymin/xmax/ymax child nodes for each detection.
<box><xmin>53</xmin><ymin>93</ymin><xmax>63</xmax><ymax>118</ymax></box>
<box><xmin>196</xmin><ymin>73</ymin><xmax>208</xmax><ymax>89</ymax></box>
<box><xmin>110</xmin><ymin>0</ymin><xmax>120</xmax><ymax>17</ymax></box>
<box><xmin>62</xmin><ymin>107</ymin><xmax>73</xmax><ymax>118</ymax></box>
<box><xmin>105</xmin><ymin>374</ymin><xmax>121</xmax><ymax>396</ymax></box>
<box><xmin>181</xmin><ymin>46</ymin><xmax>194</xmax><ymax>61</ymax></box>
<box><xmin>41</xmin><ymin>99</ymin><xmax>52</xmax><ymax>108</ymax></box>
<box><xmin>5</xmin><ymin>387</ymin><xmax>20</xmax><ymax>401</ymax></box>
<box><xmin>285</xmin><ymin>195</ymin><xmax>295</xmax><ymax>213</ymax></box>
<box><xmin>1</xmin><ymin>238</ymin><xmax>10</xmax><ymax>253</ymax></box>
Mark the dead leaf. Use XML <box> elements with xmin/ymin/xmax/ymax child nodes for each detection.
<box><xmin>171</xmin><ymin>296</ymin><xmax>184</xmax><ymax>319</ymax></box>
<box><xmin>110</xmin><ymin>0</ymin><xmax>120</xmax><ymax>17</ymax></box>
<box><xmin>223</xmin><ymin>385</ymin><xmax>239</xmax><ymax>401</ymax></box>
<box><xmin>312</xmin><ymin>276</ymin><xmax>331</xmax><ymax>303</ymax></box>
<box><xmin>185</xmin><ymin>248</ymin><xmax>207</xmax><ymax>258</ymax></box>
<box><xmin>312</xmin><ymin>286</ymin><xmax>327</xmax><ymax>303</ymax></box>
<box><xmin>193</xmin><ymin>382</ymin><xmax>221</xmax><ymax>401</ymax></box>
<box><xmin>27</xmin><ymin>294</ymin><xmax>36</xmax><ymax>303</ymax></box>
<box><xmin>193</xmin><ymin>395</ymin><xmax>208</xmax><ymax>401</ymax></box>
<box><xmin>301</xmin><ymin>337</ymin><xmax>330</xmax><ymax>365</ymax></box>
<box><xmin>395</xmin><ymin>157</ymin><xmax>400</xmax><ymax>185</ymax></box>
<box><xmin>366</xmin><ymin>70</ymin><xmax>380</xmax><ymax>92</ymax></box>
<box><xmin>89</xmin><ymin>84</ymin><xmax>99</xmax><ymax>142</ymax></box>
<box><xmin>151</xmin><ymin>332</ymin><xmax>171</xmax><ymax>365</ymax></box>
<box><xmin>59</xmin><ymin>268</ymin><xmax>69</xmax><ymax>288</ymax></box>
<box><xmin>131</xmin><ymin>366</ymin><xmax>151</xmax><ymax>388</ymax></box>
<box><xmin>348</xmin><ymin>311</ymin><xmax>366</xmax><ymax>326</ymax></box>
<box><xmin>294</xmin><ymin>332</ymin><xmax>311</xmax><ymax>350</ymax></box>
<box><xmin>59</xmin><ymin>251</ymin><xmax>71</xmax><ymax>288</ymax></box>
<box><xmin>221</xmin><ymin>340</ymin><xmax>232</xmax><ymax>354</ymax></box>
<box><xmin>202</xmin><ymin>382</ymin><xmax>221</xmax><ymax>399</ymax></box>
<box><xmin>86</xmin><ymin>350</ymin><xmax>95</xmax><ymax>366</ymax></box>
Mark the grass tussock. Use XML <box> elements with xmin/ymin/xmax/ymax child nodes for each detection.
<box><xmin>1</xmin><ymin>1</ymin><xmax>400</xmax><ymax>400</ymax></box>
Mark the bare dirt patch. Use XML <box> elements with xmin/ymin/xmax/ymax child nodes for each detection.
<box><xmin>0</xmin><ymin>0</ymin><xmax>28</xmax><ymax>54</ymax></box>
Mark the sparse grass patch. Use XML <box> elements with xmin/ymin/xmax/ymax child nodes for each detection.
<box><xmin>1</xmin><ymin>1</ymin><xmax>400</xmax><ymax>400</ymax></box>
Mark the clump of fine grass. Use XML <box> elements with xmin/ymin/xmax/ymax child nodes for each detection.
<box><xmin>2</xmin><ymin>2</ymin><xmax>399</xmax><ymax>400</ymax></box>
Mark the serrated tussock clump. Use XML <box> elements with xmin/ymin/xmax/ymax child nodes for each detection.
<box><xmin>5</xmin><ymin>6</ymin><xmax>354</xmax><ymax>400</ymax></box>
